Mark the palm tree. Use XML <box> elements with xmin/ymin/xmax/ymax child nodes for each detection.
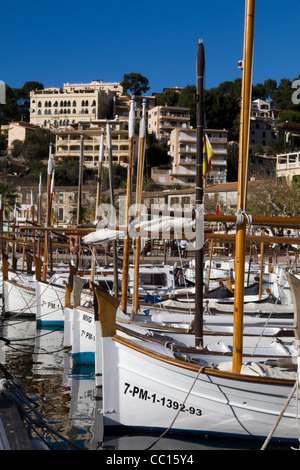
<box><xmin>69</xmin><ymin>205</ymin><xmax>93</xmax><ymax>224</ymax></box>
<box><xmin>0</xmin><ymin>181</ymin><xmax>19</xmax><ymax>218</ymax></box>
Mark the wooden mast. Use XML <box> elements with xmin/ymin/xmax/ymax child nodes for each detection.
<box><xmin>195</xmin><ymin>39</ymin><xmax>205</xmax><ymax>348</ymax></box>
<box><xmin>120</xmin><ymin>95</ymin><xmax>135</xmax><ymax>314</ymax></box>
<box><xmin>49</xmin><ymin>169</ymin><xmax>55</xmax><ymax>275</ymax></box>
<box><xmin>232</xmin><ymin>0</ymin><xmax>256</xmax><ymax>374</ymax></box>
<box><xmin>132</xmin><ymin>99</ymin><xmax>146</xmax><ymax>319</ymax></box>
<box><xmin>75</xmin><ymin>135</ymin><xmax>84</xmax><ymax>270</ymax></box>
<box><xmin>37</xmin><ymin>173</ymin><xmax>42</xmax><ymax>257</ymax></box>
<box><xmin>90</xmin><ymin>133</ymin><xmax>104</xmax><ymax>285</ymax></box>
<box><xmin>42</xmin><ymin>143</ymin><xmax>53</xmax><ymax>281</ymax></box>
<box><xmin>106</xmin><ymin>121</ymin><xmax>119</xmax><ymax>298</ymax></box>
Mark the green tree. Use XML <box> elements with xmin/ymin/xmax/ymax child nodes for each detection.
<box><xmin>155</xmin><ymin>89</ymin><xmax>179</xmax><ymax>106</ymax></box>
<box><xmin>21</xmin><ymin>128</ymin><xmax>55</xmax><ymax>162</ymax></box>
<box><xmin>270</xmin><ymin>77</ymin><xmax>300</xmax><ymax>111</ymax></box>
<box><xmin>145</xmin><ymin>133</ymin><xmax>170</xmax><ymax>176</ymax></box>
<box><xmin>0</xmin><ymin>81</ymin><xmax>44</xmax><ymax>124</ymax></box>
<box><xmin>252</xmin><ymin>79</ymin><xmax>277</xmax><ymax>100</ymax></box>
<box><xmin>54</xmin><ymin>160</ymin><xmax>80</xmax><ymax>186</ymax></box>
<box><xmin>177</xmin><ymin>85</ymin><xmax>197</xmax><ymax>126</ymax></box>
<box><xmin>277</xmin><ymin>109</ymin><xmax>300</xmax><ymax>124</ymax></box>
<box><xmin>204</xmin><ymin>80</ymin><xmax>241</xmax><ymax>139</ymax></box>
<box><xmin>121</xmin><ymin>73</ymin><xmax>150</xmax><ymax>95</ymax></box>
<box><xmin>102</xmin><ymin>164</ymin><xmax>127</xmax><ymax>189</ymax></box>
<box><xmin>247</xmin><ymin>177</ymin><xmax>300</xmax><ymax>232</ymax></box>
<box><xmin>10</xmin><ymin>139</ymin><xmax>23</xmax><ymax>158</ymax></box>
<box><xmin>23</xmin><ymin>160</ymin><xmax>47</xmax><ymax>181</ymax></box>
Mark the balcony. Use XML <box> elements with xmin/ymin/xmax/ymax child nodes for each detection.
<box><xmin>178</xmin><ymin>157</ymin><xmax>196</xmax><ymax>165</ymax></box>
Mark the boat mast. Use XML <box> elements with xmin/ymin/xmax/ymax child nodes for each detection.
<box><xmin>132</xmin><ymin>99</ymin><xmax>146</xmax><ymax>319</ymax></box>
<box><xmin>232</xmin><ymin>0</ymin><xmax>256</xmax><ymax>373</ymax></box>
<box><xmin>42</xmin><ymin>143</ymin><xmax>53</xmax><ymax>281</ymax></box>
<box><xmin>106</xmin><ymin>121</ymin><xmax>119</xmax><ymax>298</ymax></box>
<box><xmin>195</xmin><ymin>39</ymin><xmax>205</xmax><ymax>348</ymax></box>
<box><xmin>120</xmin><ymin>95</ymin><xmax>135</xmax><ymax>314</ymax></box>
<box><xmin>90</xmin><ymin>133</ymin><xmax>104</xmax><ymax>284</ymax></box>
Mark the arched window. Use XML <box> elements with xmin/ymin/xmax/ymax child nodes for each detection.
<box><xmin>45</xmin><ymin>101</ymin><xmax>48</xmax><ymax>107</ymax></box>
<box><xmin>92</xmin><ymin>100</ymin><xmax>96</xmax><ymax>106</ymax></box>
<box><xmin>73</xmin><ymin>100</ymin><xmax>77</xmax><ymax>106</ymax></box>
<box><xmin>48</xmin><ymin>101</ymin><xmax>51</xmax><ymax>107</ymax></box>
<box><xmin>67</xmin><ymin>101</ymin><xmax>71</xmax><ymax>107</ymax></box>
<box><xmin>38</xmin><ymin>101</ymin><xmax>42</xmax><ymax>107</ymax></box>
<box><xmin>54</xmin><ymin>101</ymin><xmax>58</xmax><ymax>107</ymax></box>
<box><xmin>38</xmin><ymin>109</ymin><xmax>41</xmax><ymax>115</ymax></box>
<box><xmin>54</xmin><ymin>109</ymin><xmax>58</xmax><ymax>114</ymax></box>
<box><xmin>64</xmin><ymin>101</ymin><xmax>67</xmax><ymax>107</ymax></box>
<box><xmin>81</xmin><ymin>100</ymin><xmax>85</xmax><ymax>106</ymax></box>
<box><xmin>60</xmin><ymin>101</ymin><xmax>64</xmax><ymax>107</ymax></box>
<box><xmin>73</xmin><ymin>109</ymin><xmax>76</xmax><ymax>114</ymax></box>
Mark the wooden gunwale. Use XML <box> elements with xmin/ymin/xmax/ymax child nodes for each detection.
<box><xmin>116</xmin><ymin>319</ymin><xmax>294</xmax><ymax>337</ymax></box>
<box><xmin>6</xmin><ymin>280</ymin><xmax>35</xmax><ymax>292</ymax></box>
<box><xmin>112</xmin><ymin>333</ymin><xmax>295</xmax><ymax>386</ymax></box>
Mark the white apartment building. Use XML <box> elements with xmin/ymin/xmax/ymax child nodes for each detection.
<box><xmin>148</xmin><ymin>105</ymin><xmax>191</xmax><ymax>142</ymax></box>
<box><xmin>29</xmin><ymin>80</ymin><xmax>122</xmax><ymax>129</ymax></box>
<box><xmin>166</xmin><ymin>127</ymin><xmax>228</xmax><ymax>186</ymax></box>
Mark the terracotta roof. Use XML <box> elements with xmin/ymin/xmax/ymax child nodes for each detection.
<box><xmin>276</xmin><ymin>122</ymin><xmax>300</xmax><ymax>133</ymax></box>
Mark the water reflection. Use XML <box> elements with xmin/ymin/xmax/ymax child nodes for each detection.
<box><xmin>0</xmin><ymin>317</ymin><xmax>296</xmax><ymax>451</ymax></box>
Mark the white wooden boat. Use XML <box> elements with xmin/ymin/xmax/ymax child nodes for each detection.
<box><xmin>95</xmin><ymin>286</ymin><xmax>300</xmax><ymax>443</ymax></box>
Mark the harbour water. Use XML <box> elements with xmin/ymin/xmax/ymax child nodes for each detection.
<box><xmin>0</xmin><ymin>316</ymin><xmax>297</xmax><ymax>452</ymax></box>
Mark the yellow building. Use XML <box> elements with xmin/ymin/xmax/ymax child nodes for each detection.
<box><xmin>166</xmin><ymin>127</ymin><xmax>228</xmax><ymax>186</ymax></box>
<box><xmin>5</xmin><ymin>121</ymin><xmax>38</xmax><ymax>150</ymax></box>
<box><xmin>29</xmin><ymin>80</ymin><xmax>122</xmax><ymax>129</ymax></box>
<box><xmin>147</xmin><ymin>105</ymin><xmax>191</xmax><ymax>142</ymax></box>
<box><xmin>54</xmin><ymin>118</ymin><xmax>138</xmax><ymax>168</ymax></box>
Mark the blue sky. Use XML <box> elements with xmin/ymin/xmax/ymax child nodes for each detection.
<box><xmin>1</xmin><ymin>0</ymin><xmax>300</xmax><ymax>94</ymax></box>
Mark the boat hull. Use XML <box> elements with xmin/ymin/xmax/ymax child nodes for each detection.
<box><xmin>101</xmin><ymin>335</ymin><xmax>300</xmax><ymax>442</ymax></box>
<box><xmin>70</xmin><ymin>306</ymin><xmax>95</xmax><ymax>365</ymax></box>
<box><xmin>35</xmin><ymin>280</ymin><xmax>65</xmax><ymax>326</ymax></box>
<box><xmin>3</xmin><ymin>280</ymin><xmax>36</xmax><ymax>317</ymax></box>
